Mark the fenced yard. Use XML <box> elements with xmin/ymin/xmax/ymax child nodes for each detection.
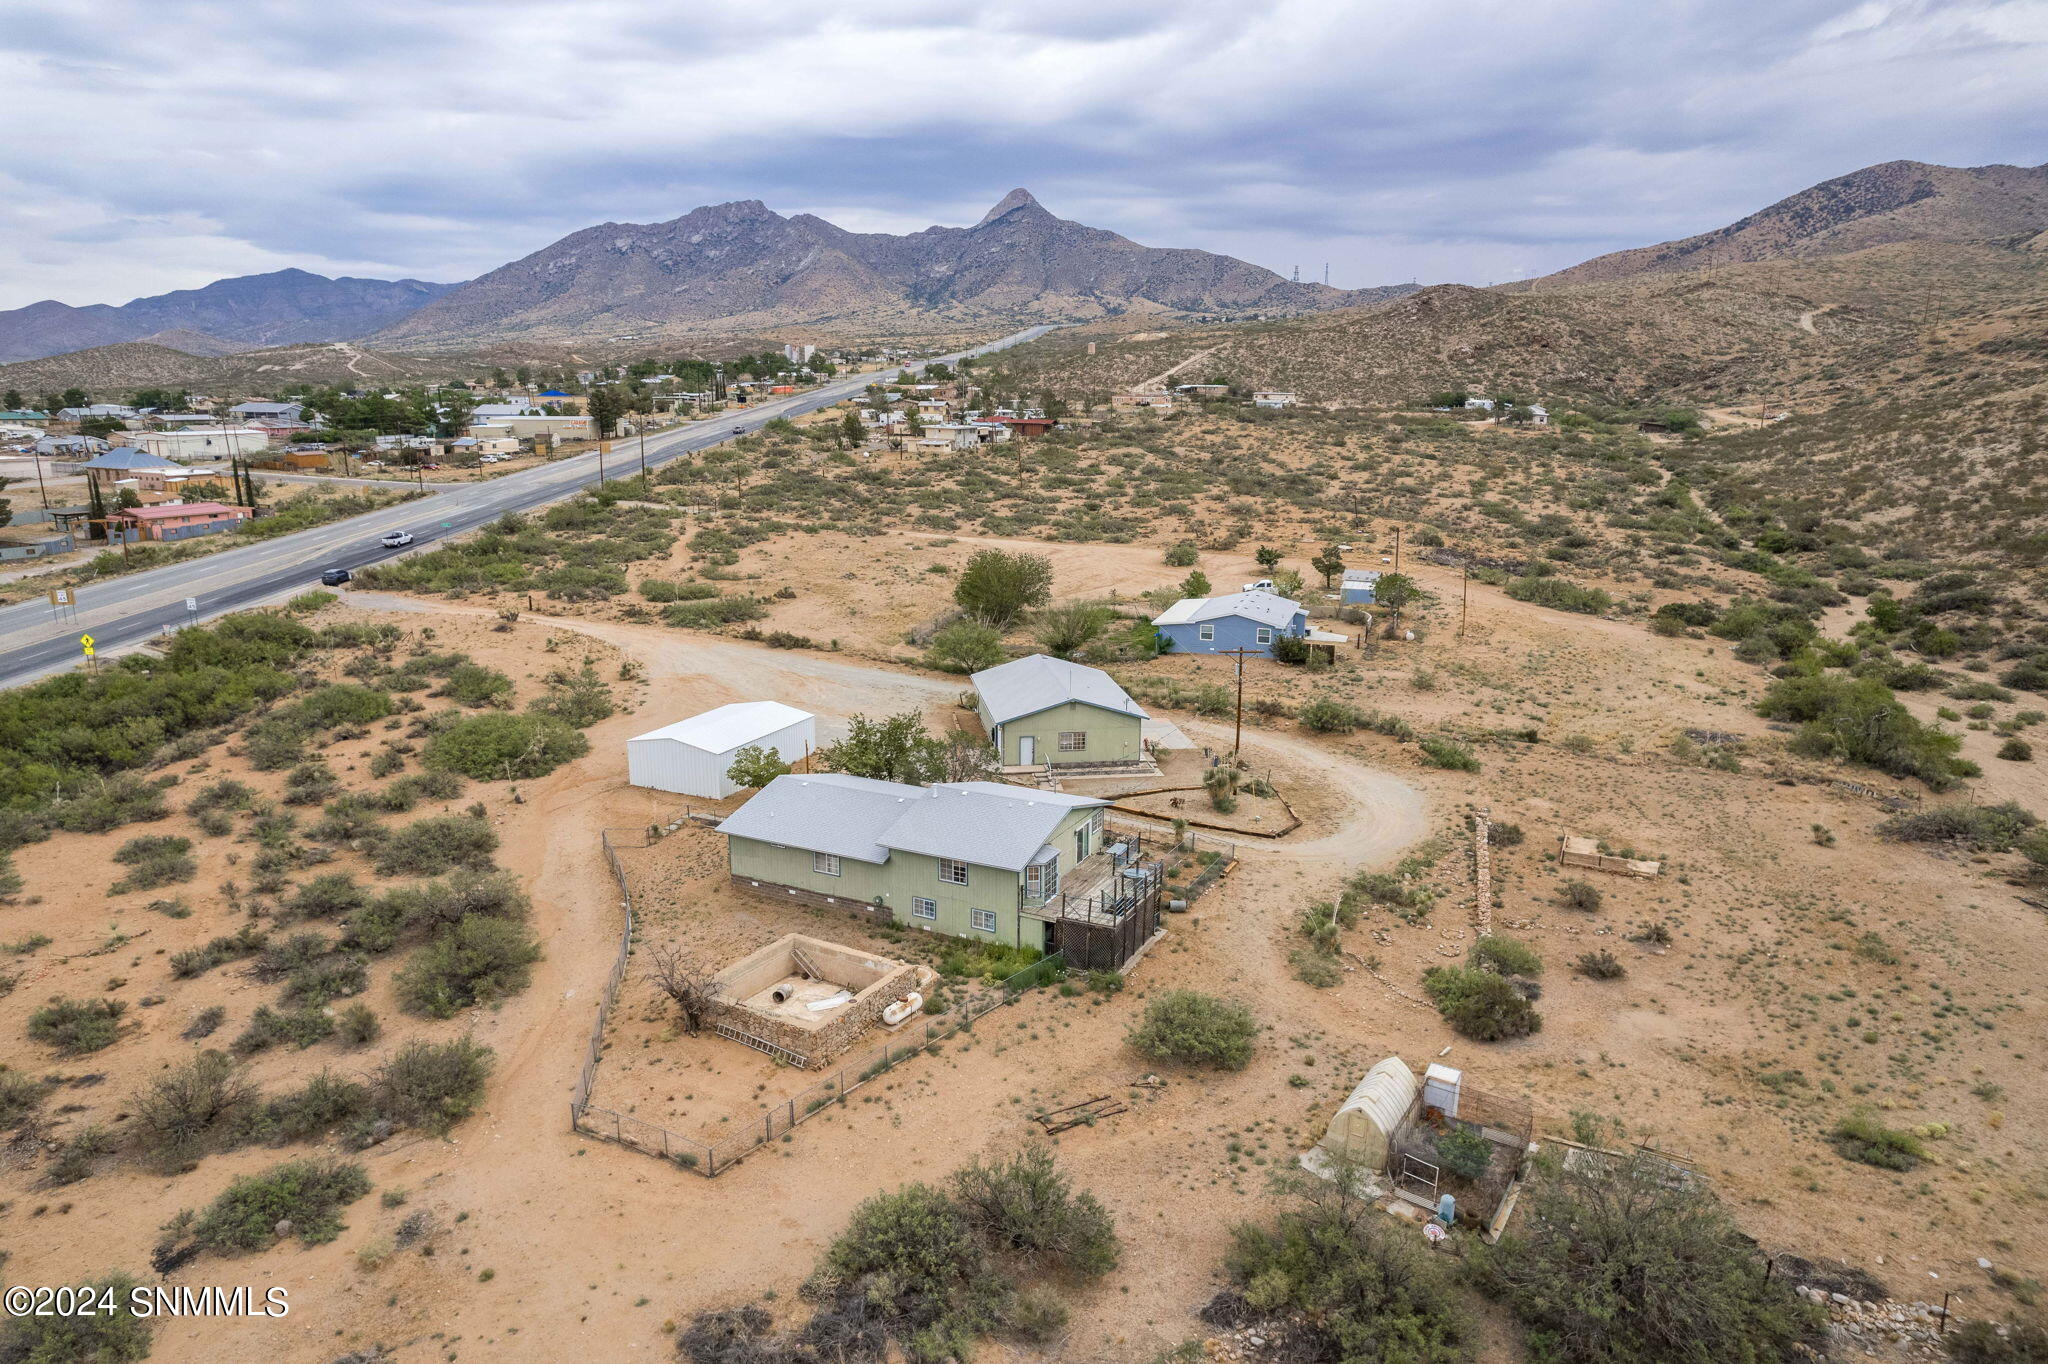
<box><xmin>571</xmin><ymin>817</ymin><xmax>1070</xmax><ymax>1177</ymax></box>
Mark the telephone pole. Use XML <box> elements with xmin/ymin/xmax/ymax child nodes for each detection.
<box><xmin>1393</xmin><ymin>525</ymin><xmax>1403</xmax><ymax>572</ymax></box>
<box><xmin>1219</xmin><ymin>647</ymin><xmax>1262</xmax><ymax>756</ymax></box>
<box><xmin>1460</xmin><ymin>565</ymin><xmax>1470</xmax><ymax>638</ymax></box>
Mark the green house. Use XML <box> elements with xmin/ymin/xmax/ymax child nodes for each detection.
<box><xmin>971</xmin><ymin>654</ymin><xmax>1147</xmax><ymax>768</ymax></box>
<box><xmin>717</xmin><ymin>774</ymin><xmax>1112</xmax><ymax>952</ymax></box>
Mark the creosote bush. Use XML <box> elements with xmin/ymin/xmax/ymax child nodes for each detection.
<box><xmin>424</xmin><ymin>711</ymin><xmax>588</xmax><ymax>780</ymax></box>
<box><xmin>28</xmin><ymin>996</ymin><xmax>127</xmax><ymax>1054</ymax></box>
<box><xmin>1423</xmin><ymin>967</ymin><xmax>1541</xmax><ymax>1041</ymax></box>
<box><xmin>1126</xmin><ymin>990</ymin><xmax>1257</xmax><ymax>1070</ymax></box>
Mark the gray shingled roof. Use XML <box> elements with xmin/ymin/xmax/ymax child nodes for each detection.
<box><xmin>1151</xmin><ymin>589</ymin><xmax>1301</xmax><ymax>628</ymax></box>
<box><xmin>716</xmin><ymin>774</ymin><xmax>1106</xmax><ymax>873</ymax></box>
<box><xmin>972</xmin><ymin>654</ymin><xmax>1147</xmax><ymax>726</ymax></box>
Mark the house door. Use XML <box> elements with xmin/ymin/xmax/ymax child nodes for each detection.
<box><xmin>1074</xmin><ymin>821</ymin><xmax>1091</xmax><ymax>863</ymax></box>
<box><xmin>1018</xmin><ymin>735</ymin><xmax>1036</xmax><ymax>765</ymax></box>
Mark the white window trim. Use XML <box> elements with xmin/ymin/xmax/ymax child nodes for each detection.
<box><xmin>1255</xmin><ymin>626</ymin><xmax>1273</xmax><ymax>645</ymax></box>
<box><xmin>1198</xmin><ymin>623</ymin><xmax>1215</xmax><ymax>641</ymax></box>
<box><xmin>938</xmin><ymin>858</ymin><xmax>969</xmax><ymax>886</ymax></box>
<box><xmin>812</xmin><ymin>851</ymin><xmax>841</xmax><ymax>877</ymax></box>
<box><xmin>911</xmin><ymin>897</ymin><xmax>938</xmax><ymax>920</ymax></box>
<box><xmin>969</xmin><ymin>908</ymin><xmax>998</xmax><ymax>933</ymax></box>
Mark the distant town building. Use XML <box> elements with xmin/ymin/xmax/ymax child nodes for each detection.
<box><xmin>1110</xmin><ymin>392</ymin><xmax>1175</xmax><ymax>411</ymax></box>
<box><xmin>121</xmin><ymin>501</ymin><xmax>253</xmax><ymax>541</ymax></box>
<box><xmin>133</xmin><ymin>428</ymin><xmax>274</xmax><ymax>460</ymax></box>
<box><xmin>1463</xmin><ymin>397</ymin><xmax>1496</xmax><ymax>412</ymax></box>
<box><xmin>1252</xmin><ymin>391</ymin><xmax>1298</xmax><ymax>408</ymax></box>
<box><xmin>228</xmin><ymin>401</ymin><xmax>305</xmax><ymax>423</ymax></box>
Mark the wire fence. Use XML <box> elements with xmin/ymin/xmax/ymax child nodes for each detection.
<box><xmin>570</xmin><ymin>815</ymin><xmax>1068</xmax><ymax>1177</ymax></box>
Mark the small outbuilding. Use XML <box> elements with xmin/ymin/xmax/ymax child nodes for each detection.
<box><xmin>627</xmin><ymin>701</ymin><xmax>815</xmax><ymax>799</ymax></box>
<box><xmin>1314</xmin><ymin>1056</ymin><xmax>1419</xmax><ymax>1171</ymax></box>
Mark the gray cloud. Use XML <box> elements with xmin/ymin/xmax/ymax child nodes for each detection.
<box><xmin>2</xmin><ymin>0</ymin><xmax>2044</xmax><ymax>306</ymax></box>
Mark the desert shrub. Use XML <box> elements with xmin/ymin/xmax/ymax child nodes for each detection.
<box><xmin>424</xmin><ymin>711</ymin><xmax>588</xmax><ymax>780</ymax></box>
<box><xmin>1561</xmin><ymin>879</ymin><xmax>1604</xmax><ymax>911</ymax></box>
<box><xmin>947</xmin><ymin>1143</ymin><xmax>1120</xmax><ymax>1277</ymax></box>
<box><xmin>1032</xmin><ymin>601</ymin><xmax>1117</xmax><ymax>659</ymax></box>
<box><xmin>1946</xmin><ymin>1320</ymin><xmax>2048</xmax><ymax>1363</ymax></box>
<box><xmin>232</xmin><ymin>1005</ymin><xmax>335</xmax><ymax>1054</ymax></box>
<box><xmin>1831</xmin><ymin>1111</ymin><xmax>1929</xmax><ymax>1171</ymax></box>
<box><xmin>1228</xmin><ymin>1183</ymin><xmax>1474</xmax><ymax>1363</ymax></box>
<box><xmin>184</xmin><ymin>1158</ymin><xmax>371</xmax><ymax>1252</ymax></box>
<box><xmin>440</xmin><ymin>662</ymin><xmax>514</xmax><ymax>708</ymax></box>
<box><xmin>0</xmin><ymin>1070</ymin><xmax>49</xmax><ymax>1131</ymax></box>
<box><xmin>46</xmin><ymin>774</ymin><xmax>171</xmax><ymax>834</ymax></box>
<box><xmin>283</xmin><ymin>872</ymin><xmax>370</xmax><ymax>923</ymax></box>
<box><xmin>1758</xmin><ymin>673</ymin><xmax>1964</xmax><ymax>788</ymax></box>
<box><xmin>1423</xmin><ymin>967</ymin><xmax>1541</xmax><ymax>1041</ymax></box>
<box><xmin>0</xmin><ymin>1270</ymin><xmax>152</xmax><ymax>1363</ymax></box>
<box><xmin>1468</xmin><ymin>934</ymin><xmax>1542</xmax><ymax>976</ymax></box>
<box><xmin>953</xmin><ymin>548</ymin><xmax>1053</xmax><ymax>626</ymax></box>
<box><xmin>373</xmin><ymin>1037</ymin><xmax>494</xmax><ymax>1134</ymax></box>
<box><xmin>525</xmin><ymin>664</ymin><xmax>614</xmax><ymax>727</ymax></box>
<box><xmin>1418</xmin><ymin>735</ymin><xmax>1480</xmax><ymax>770</ymax></box>
<box><xmin>1298</xmin><ymin>695</ymin><xmax>1367</xmax><ymax>733</ymax></box>
<box><xmin>924</xmin><ymin>618</ymin><xmax>1006</xmax><ymax>674</ymax></box>
<box><xmin>1999</xmin><ymin>738</ymin><xmax>2034</xmax><ymax>762</ymax></box>
<box><xmin>28</xmin><ymin>997</ymin><xmax>126</xmax><ymax>1054</ymax></box>
<box><xmin>280</xmin><ymin>761</ymin><xmax>341</xmax><ymax>806</ymax></box>
<box><xmin>394</xmin><ymin>916</ymin><xmax>542</xmax><ymax>1017</ymax></box>
<box><xmin>187</xmin><ymin>778</ymin><xmax>254</xmax><ymax>815</ymax></box>
<box><xmin>48</xmin><ymin>1124</ymin><xmax>114</xmax><ymax>1184</ymax></box>
<box><xmin>662</xmin><ymin>594</ymin><xmax>767</xmax><ymax>628</ymax></box>
<box><xmin>132</xmin><ymin>1049</ymin><xmax>260</xmax><ymax>1170</ymax></box>
<box><xmin>1471</xmin><ymin>1142</ymin><xmax>1823</xmax><ymax>1363</ymax></box>
<box><xmin>1506</xmin><ymin>574</ymin><xmax>1613</xmax><ymax>615</ymax></box>
<box><xmin>1126</xmin><ymin>990</ymin><xmax>1257</xmax><ymax>1070</ymax></box>
<box><xmin>336</xmin><ymin>1002</ymin><xmax>381</xmax><ymax>1048</ymax></box>
<box><xmin>108</xmin><ymin>833</ymin><xmax>196</xmax><ymax>893</ymax></box>
<box><xmin>1435</xmin><ymin>1126</ymin><xmax>1495</xmax><ymax>1181</ymax></box>
<box><xmin>372</xmin><ymin>814</ymin><xmax>498</xmax><ymax>876</ymax></box>
<box><xmin>169</xmin><ymin>924</ymin><xmax>267</xmax><ymax>978</ymax></box>
<box><xmin>1879</xmin><ymin>802</ymin><xmax>2038</xmax><ymax>852</ymax></box>
<box><xmin>1574</xmin><ymin>951</ymin><xmax>1626</xmax><ymax>980</ymax></box>
<box><xmin>1163</xmin><ymin>542</ymin><xmax>1199</xmax><ymax>566</ymax></box>
<box><xmin>1487</xmin><ymin>820</ymin><xmax>1526</xmax><ymax>847</ymax></box>
<box><xmin>262</xmin><ymin>1071</ymin><xmax>375</xmax><ymax>1144</ymax></box>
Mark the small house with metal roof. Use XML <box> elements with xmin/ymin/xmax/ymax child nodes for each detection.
<box><xmin>971</xmin><ymin>654</ymin><xmax>1146</xmax><ymax>769</ymax></box>
<box><xmin>718</xmin><ymin>774</ymin><xmax>1113</xmax><ymax>951</ymax></box>
<box><xmin>1151</xmin><ymin>589</ymin><xmax>1311</xmax><ymax>656</ymax></box>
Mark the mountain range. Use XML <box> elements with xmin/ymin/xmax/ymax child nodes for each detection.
<box><xmin>366</xmin><ymin>190</ymin><xmax>1395</xmax><ymax>348</ymax></box>
<box><xmin>0</xmin><ymin>269</ymin><xmax>456</xmax><ymax>364</ymax></box>
<box><xmin>3</xmin><ymin>159</ymin><xmax>2045</xmax><ymax>381</ymax></box>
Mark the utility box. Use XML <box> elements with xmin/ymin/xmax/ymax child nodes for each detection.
<box><xmin>1423</xmin><ymin>1063</ymin><xmax>1462</xmax><ymax>1118</ymax></box>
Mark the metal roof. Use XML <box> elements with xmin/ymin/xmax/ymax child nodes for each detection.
<box><xmin>971</xmin><ymin>654</ymin><xmax>1146</xmax><ymax>726</ymax></box>
<box><xmin>629</xmin><ymin>701</ymin><xmax>813</xmax><ymax>755</ymax></box>
<box><xmin>717</xmin><ymin>774</ymin><xmax>1105</xmax><ymax>873</ymax></box>
<box><xmin>1151</xmin><ymin>589</ymin><xmax>1302</xmax><ymax>628</ymax></box>
<box><xmin>1341</xmin><ymin>568</ymin><xmax>1382</xmax><ymax>585</ymax></box>
<box><xmin>81</xmin><ymin>446</ymin><xmax>185</xmax><ymax>471</ymax></box>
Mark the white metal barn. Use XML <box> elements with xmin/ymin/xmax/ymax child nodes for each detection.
<box><xmin>1314</xmin><ymin>1056</ymin><xmax>1419</xmax><ymax>1171</ymax></box>
<box><xmin>627</xmin><ymin>702</ymin><xmax>816</xmax><ymax>799</ymax></box>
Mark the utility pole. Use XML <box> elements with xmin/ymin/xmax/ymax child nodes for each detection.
<box><xmin>638</xmin><ymin>418</ymin><xmax>648</xmax><ymax>485</ymax></box>
<box><xmin>1393</xmin><ymin>525</ymin><xmax>1403</xmax><ymax>572</ymax></box>
<box><xmin>1460</xmin><ymin>565</ymin><xmax>1469</xmax><ymax>639</ymax></box>
<box><xmin>1219</xmin><ymin>647</ymin><xmax>1262</xmax><ymax>756</ymax></box>
<box><xmin>32</xmin><ymin>446</ymin><xmax>49</xmax><ymax>509</ymax></box>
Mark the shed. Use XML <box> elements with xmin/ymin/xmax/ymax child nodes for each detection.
<box><xmin>1314</xmin><ymin>1056</ymin><xmax>1419</xmax><ymax>1171</ymax></box>
<box><xmin>627</xmin><ymin>701</ymin><xmax>815</xmax><ymax>799</ymax></box>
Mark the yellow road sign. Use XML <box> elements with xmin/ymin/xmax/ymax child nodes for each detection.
<box><xmin>80</xmin><ymin>633</ymin><xmax>95</xmax><ymax>657</ymax></box>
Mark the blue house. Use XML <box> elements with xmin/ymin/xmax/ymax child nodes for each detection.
<box><xmin>1341</xmin><ymin>568</ymin><xmax>1382</xmax><ymax>606</ymax></box>
<box><xmin>1152</xmin><ymin>589</ymin><xmax>1327</xmax><ymax>657</ymax></box>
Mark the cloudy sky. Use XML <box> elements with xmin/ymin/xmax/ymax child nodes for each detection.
<box><xmin>4</xmin><ymin>0</ymin><xmax>2045</xmax><ymax>308</ymax></box>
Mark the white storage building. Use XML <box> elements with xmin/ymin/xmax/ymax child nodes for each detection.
<box><xmin>627</xmin><ymin>702</ymin><xmax>816</xmax><ymax>799</ymax></box>
<box><xmin>1314</xmin><ymin>1056</ymin><xmax>1419</xmax><ymax>1171</ymax></box>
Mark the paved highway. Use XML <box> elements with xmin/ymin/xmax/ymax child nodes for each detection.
<box><xmin>0</xmin><ymin>325</ymin><xmax>1055</xmax><ymax>690</ymax></box>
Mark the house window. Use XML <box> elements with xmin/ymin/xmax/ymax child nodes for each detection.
<box><xmin>911</xmin><ymin>897</ymin><xmax>938</xmax><ymax>920</ymax></box>
<box><xmin>938</xmin><ymin>858</ymin><xmax>969</xmax><ymax>886</ymax></box>
<box><xmin>1198</xmin><ymin>624</ymin><xmax>1215</xmax><ymax>641</ymax></box>
<box><xmin>1058</xmin><ymin>731</ymin><xmax>1086</xmax><ymax>752</ymax></box>
<box><xmin>1255</xmin><ymin>627</ymin><xmax>1273</xmax><ymax>645</ymax></box>
<box><xmin>1025</xmin><ymin>855</ymin><xmax>1059</xmax><ymax>900</ymax></box>
<box><xmin>970</xmin><ymin>908</ymin><xmax>998</xmax><ymax>933</ymax></box>
<box><xmin>812</xmin><ymin>852</ymin><xmax>841</xmax><ymax>877</ymax></box>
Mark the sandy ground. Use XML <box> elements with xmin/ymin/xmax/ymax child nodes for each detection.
<box><xmin>9</xmin><ymin>545</ymin><xmax>2048</xmax><ymax>1362</ymax></box>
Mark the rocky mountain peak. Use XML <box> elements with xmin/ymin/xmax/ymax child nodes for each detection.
<box><xmin>975</xmin><ymin>188</ymin><xmax>1047</xmax><ymax>227</ymax></box>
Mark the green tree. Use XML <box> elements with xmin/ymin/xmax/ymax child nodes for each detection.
<box><xmin>586</xmin><ymin>385</ymin><xmax>629</xmax><ymax>439</ymax></box>
<box><xmin>59</xmin><ymin>387</ymin><xmax>88</xmax><ymax>409</ymax></box>
<box><xmin>1311</xmin><ymin>544</ymin><xmax>1345</xmax><ymax>588</ymax></box>
<box><xmin>1471</xmin><ymin>1140</ymin><xmax>1824</xmax><ymax>1362</ymax></box>
<box><xmin>954</xmin><ymin>548</ymin><xmax>1053</xmax><ymax>627</ymax></box>
<box><xmin>1179</xmin><ymin>569</ymin><xmax>1212</xmax><ymax>598</ymax></box>
<box><xmin>839</xmin><ymin>410</ymin><xmax>867</xmax><ymax>449</ymax></box>
<box><xmin>2</xmin><ymin>389</ymin><xmax>22</xmax><ymax>410</ymax></box>
<box><xmin>724</xmin><ymin>744</ymin><xmax>790</xmax><ymax>789</ymax></box>
<box><xmin>1255</xmin><ymin>545</ymin><xmax>1283</xmax><ymax>571</ymax></box>
<box><xmin>815</xmin><ymin>712</ymin><xmax>949</xmax><ymax>785</ymax></box>
<box><xmin>1375</xmin><ymin>571</ymin><xmax>1418</xmax><ymax>616</ymax></box>
<box><xmin>1033</xmin><ymin>601</ymin><xmax>1116</xmax><ymax>659</ymax></box>
<box><xmin>925</xmin><ymin>618</ymin><xmax>1006</xmax><ymax>674</ymax></box>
